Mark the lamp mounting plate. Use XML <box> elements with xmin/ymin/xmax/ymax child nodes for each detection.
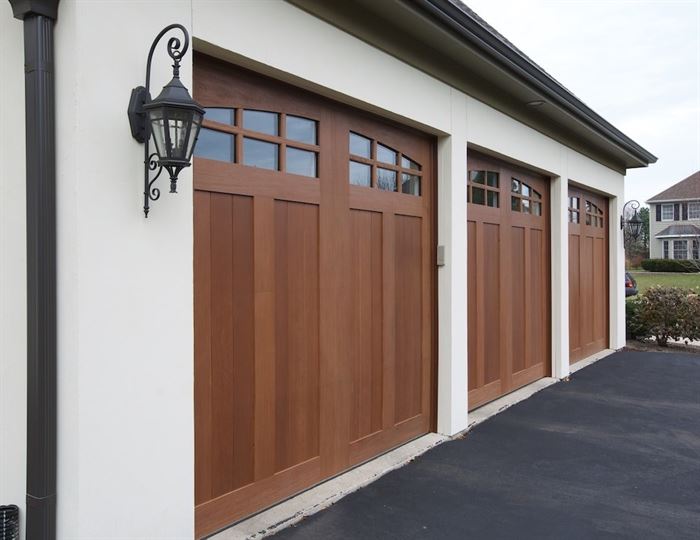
<box><xmin>128</xmin><ymin>86</ymin><xmax>150</xmax><ymax>144</ymax></box>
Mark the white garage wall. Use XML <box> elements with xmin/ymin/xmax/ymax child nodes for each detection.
<box><xmin>0</xmin><ymin>4</ymin><xmax>28</xmax><ymax>535</ymax></box>
<box><xmin>0</xmin><ymin>0</ymin><xmax>628</xmax><ymax>537</ymax></box>
<box><xmin>54</xmin><ymin>1</ymin><xmax>195</xmax><ymax>538</ymax></box>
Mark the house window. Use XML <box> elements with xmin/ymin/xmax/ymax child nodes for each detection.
<box><xmin>663</xmin><ymin>240</ymin><xmax>669</xmax><ymax>259</ymax></box>
<box><xmin>673</xmin><ymin>240</ymin><xmax>688</xmax><ymax>260</ymax></box>
<box><xmin>693</xmin><ymin>239</ymin><xmax>700</xmax><ymax>260</ymax></box>
<box><xmin>661</xmin><ymin>204</ymin><xmax>674</xmax><ymax>221</ymax></box>
<box><xmin>688</xmin><ymin>202</ymin><xmax>700</xmax><ymax>220</ymax></box>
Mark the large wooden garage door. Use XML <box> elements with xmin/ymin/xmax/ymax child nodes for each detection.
<box><xmin>568</xmin><ymin>185</ymin><xmax>609</xmax><ymax>363</ymax></box>
<box><xmin>193</xmin><ymin>55</ymin><xmax>435</xmax><ymax>538</ymax></box>
<box><xmin>467</xmin><ymin>151</ymin><xmax>550</xmax><ymax>410</ymax></box>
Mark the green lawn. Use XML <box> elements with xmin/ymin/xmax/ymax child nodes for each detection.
<box><xmin>629</xmin><ymin>271</ymin><xmax>700</xmax><ymax>293</ymax></box>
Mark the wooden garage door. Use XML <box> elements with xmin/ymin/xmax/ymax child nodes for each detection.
<box><xmin>467</xmin><ymin>151</ymin><xmax>550</xmax><ymax>410</ymax></box>
<box><xmin>193</xmin><ymin>55</ymin><xmax>435</xmax><ymax>538</ymax></box>
<box><xmin>568</xmin><ymin>185</ymin><xmax>609</xmax><ymax>363</ymax></box>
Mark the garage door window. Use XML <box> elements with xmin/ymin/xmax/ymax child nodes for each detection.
<box><xmin>468</xmin><ymin>170</ymin><xmax>499</xmax><ymax>207</ymax></box>
<box><xmin>204</xmin><ymin>107</ymin><xmax>235</xmax><ymax>125</ymax></box>
<box><xmin>511</xmin><ymin>178</ymin><xmax>542</xmax><ymax>215</ymax></box>
<box><xmin>286</xmin><ymin>115</ymin><xmax>317</xmax><ymax>145</ymax></box>
<box><xmin>568</xmin><ymin>196</ymin><xmax>580</xmax><ymax>223</ymax></box>
<box><xmin>585</xmin><ymin>201</ymin><xmax>604</xmax><ymax>227</ymax></box>
<box><xmin>195</xmin><ymin>108</ymin><xmax>319</xmax><ymax>178</ymax></box>
<box><xmin>348</xmin><ymin>132</ymin><xmax>422</xmax><ymax>195</ymax></box>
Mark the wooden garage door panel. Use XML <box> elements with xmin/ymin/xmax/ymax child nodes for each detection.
<box><xmin>511</xmin><ymin>226</ymin><xmax>526</xmax><ymax>374</ymax></box>
<box><xmin>568</xmin><ymin>185</ymin><xmax>609</xmax><ymax>363</ymax></box>
<box><xmin>274</xmin><ymin>201</ymin><xmax>321</xmax><ymax>472</ymax></box>
<box><xmin>194</xmin><ymin>55</ymin><xmax>436</xmax><ymax>537</ymax></box>
<box><xmin>467</xmin><ymin>151</ymin><xmax>550</xmax><ymax>410</ymax></box>
<box><xmin>593</xmin><ymin>237</ymin><xmax>607</xmax><ymax>341</ymax></box>
<box><xmin>483</xmin><ymin>223</ymin><xmax>501</xmax><ymax>386</ymax></box>
<box><xmin>467</xmin><ymin>222</ymin><xmax>478</xmax><ymax>391</ymax></box>
<box><xmin>528</xmin><ymin>229</ymin><xmax>546</xmax><ymax>369</ymax></box>
<box><xmin>568</xmin><ymin>234</ymin><xmax>581</xmax><ymax>353</ymax></box>
<box><xmin>395</xmin><ymin>214</ymin><xmax>423</xmax><ymax>423</ymax></box>
<box><xmin>194</xmin><ymin>191</ymin><xmax>256</xmax><ymax>502</ymax></box>
<box><xmin>349</xmin><ymin>210</ymin><xmax>383</xmax><ymax>442</ymax></box>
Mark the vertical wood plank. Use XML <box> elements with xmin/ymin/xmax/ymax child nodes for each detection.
<box><xmin>231</xmin><ymin>196</ymin><xmax>255</xmax><ymax>490</ymax></box>
<box><xmin>475</xmin><ymin>221</ymin><xmax>486</xmax><ymax>388</ymax></box>
<box><xmin>381</xmin><ymin>212</ymin><xmax>396</xmax><ymax>429</ymax></box>
<box><xmin>523</xmin><ymin>226</ymin><xmax>532</xmax><ymax>372</ymax></box>
<box><xmin>209</xmin><ymin>193</ymin><xmax>235</xmax><ymax>497</ymax></box>
<box><xmin>395</xmin><ymin>215</ymin><xmax>423</xmax><ymax>423</ymax></box>
<box><xmin>194</xmin><ymin>190</ymin><xmax>212</xmax><ymax>505</ymax></box>
<box><xmin>253</xmin><ymin>196</ymin><xmax>276</xmax><ymax>481</ymax></box>
<box><xmin>467</xmin><ymin>221</ymin><xmax>478</xmax><ymax>392</ymax></box>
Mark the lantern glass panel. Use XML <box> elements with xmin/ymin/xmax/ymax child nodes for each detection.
<box><xmin>165</xmin><ymin>107</ymin><xmax>194</xmax><ymax>161</ymax></box>
<box><xmin>149</xmin><ymin>108</ymin><xmax>167</xmax><ymax>159</ymax></box>
<box><xmin>185</xmin><ymin>111</ymin><xmax>203</xmax><ymax>161</ymax></box>
<box><xmin>631</xmin><ymin>220</ymin><xmax>642</xmax><ymax>238</ymax></box>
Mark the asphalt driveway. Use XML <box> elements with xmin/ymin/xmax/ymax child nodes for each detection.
<box><xmin>274</xmin><ymin>351</ymin><xmax>700</xmax><ymax>539</ymax></box>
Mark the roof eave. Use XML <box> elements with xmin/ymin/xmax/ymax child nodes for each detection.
<box><xmin>415</xmin><ymin>0</ymin><xmax>658</xmax><ymax>167</ymax></box>
<box><xmin>647</xmin><ymin>198</ymin><xmax>700</xmax><ymax>204</ymax></box>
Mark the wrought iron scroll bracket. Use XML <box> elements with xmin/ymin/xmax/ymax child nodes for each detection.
<box><xmin>620</xmin><ymin>199</ymin><xmax>640</xmax><ymax>230</ymax></box>
<box><xmin>135</xmin><ymin>24</ymin><xmax>190</xmax><ymax>217</ymax></box>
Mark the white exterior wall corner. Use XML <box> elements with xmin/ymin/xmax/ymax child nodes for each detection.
<box><xmin>0</xmin><ymin>3</ymin><xmax>28</xmax><ymax>535</ymax></box>
<box><xmin>436</xmin><ymin>89</ymin><xmax>469</xmax><ymax>435</ymax></box>
<box><xmin>54</xmin><ymin>1</ymin><xmax>195</xmax><ymax>538</ymax></box>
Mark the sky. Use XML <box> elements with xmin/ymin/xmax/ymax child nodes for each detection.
<box><xmin>465</xmin><ymin>0</ymin><xmax>700</xmax><ymax>206</ymax></box>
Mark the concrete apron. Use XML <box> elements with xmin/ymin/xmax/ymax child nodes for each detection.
<box><xmin>212</xmin><ymin>349</ymin><xmax>616</xmax><ymax>540</ymax></box>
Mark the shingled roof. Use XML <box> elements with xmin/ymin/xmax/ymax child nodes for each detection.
<box><xmin>655</xmin><ymin>224</ymin><xmax>700</xmax><ymax>238</ymax></box>
<box><xmin>648</xmin><ymin>171</ymin><xmax>700</xmax><ymax>202</ymax></box>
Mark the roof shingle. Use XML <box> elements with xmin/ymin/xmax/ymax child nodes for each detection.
<box><xmin>648</xmin><ymin>171</ymin><xmax>700</xmax><ymax>202</ymax></box>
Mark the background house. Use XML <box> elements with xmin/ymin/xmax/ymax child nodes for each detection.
<box><xmin>647</xmin><ymin>171</ymin><xmax>700</xmax><ymax>260</ymax></box>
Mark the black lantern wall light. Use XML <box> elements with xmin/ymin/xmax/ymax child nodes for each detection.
<box><xmin>128</xmin><ymin>24</ymin><xmax>205</xmax><ymax>217</ymax></box>
<box><xmin>621</xmin><ymin>199</ymin><xmax>643</xmax><ymax>240</ymax></box>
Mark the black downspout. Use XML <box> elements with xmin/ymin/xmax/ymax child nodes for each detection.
<box><xmin>7</xmin><ymin>1</ymin><xmax>60</xmax><ymax>539</ymax></box>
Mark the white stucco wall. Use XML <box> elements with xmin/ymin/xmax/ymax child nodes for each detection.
<box><xmin>1</xmin><ymin>1</ymin><xmax>631</xmax><ymax>538</ymax></box>
<box><xmin>0</xmin><ymin>3</ymin><xmax>28</xmax><ymax>534</ymax></box>
<box><xmin>53</xmin><ymin>1</ymin><xmax>195</xmax><ymax>538</ymax></box>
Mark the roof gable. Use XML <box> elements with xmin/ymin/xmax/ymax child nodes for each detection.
<box><xmin>648</xmin><ymin>171</ymin><xmax>700</xmax><ymax>202</ymax></box>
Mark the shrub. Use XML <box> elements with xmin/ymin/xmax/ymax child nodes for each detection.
<box><xmin>627</xmin><ymin>286</ymin><xmax>700</xmax><ymax>346</ymax></box>
<box><xmin>679</xmin><ymin>293</ymin><xmax>700</xmax><ymax>343</ymax></box>
<box><xmin>640</xmin><ymin>259</ymin><xmax>699</xmax><ymax>273</ymax></box>
<box><xmin>626</xmin><ymin>297</ymin><xmax>649</xmax><ymax>340</ymax></box>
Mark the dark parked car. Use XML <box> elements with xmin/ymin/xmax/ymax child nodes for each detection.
<box><xmin>625</xmin><ymin>272</ymin><xmax>638</xmax><ymax>297</ymax></box>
